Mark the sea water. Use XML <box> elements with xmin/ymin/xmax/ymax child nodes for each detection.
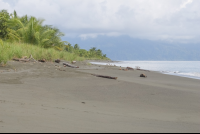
<box><xmin>91</xmin><ymin>61</ymin><xmax>200</xmax><ymax>80</ymax></box>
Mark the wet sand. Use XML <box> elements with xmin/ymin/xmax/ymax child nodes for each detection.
<box><xmin>0</xmin><ymin>60</ymin><xmax>200</xmax><ymax>133</ymax></box>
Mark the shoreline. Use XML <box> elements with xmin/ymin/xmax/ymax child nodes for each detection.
<box><xmin>89</xmin><ymin>60</ymin><xmax>200</xmax><ymax>80</ymax></box>
<box><xmin>0</xmin><ymin>60</ymin><xmax>200</xmax><ymax>133</ymax></box>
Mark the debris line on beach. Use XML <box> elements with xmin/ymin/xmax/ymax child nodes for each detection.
<box><xmin>63</xmin><ymin>62</ymin><xmax>79</xmax><ymax>68</ymax></box>
<box><xmin>91</xmin><ymin>74</ymin><xmax>118</xmax><ymax>80</ymax></box>
<box><xmin>12</xmin><ymin>55</ymin><xmax>37</xmax><ymax>62</ymax></box>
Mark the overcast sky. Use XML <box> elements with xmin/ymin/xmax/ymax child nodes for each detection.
<box><xmin>1</xmin><ymin>0</ymin><xmax>200</xmax><ymax>43</ymax></box>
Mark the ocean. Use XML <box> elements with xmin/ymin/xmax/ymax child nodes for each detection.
<box><xmin>90</xmin><ymin>61</ymin><xmax>200</xmax><ymax>80</ymax></box>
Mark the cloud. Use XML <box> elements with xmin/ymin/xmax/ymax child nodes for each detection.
<box><xmin>0</xmin><ymin>0</ymin><xmax>200</xmax><ymax>43</ymax></box>
<box><xmin>0</xmin><ymin>0</ymin><xmax>12</xmax><ymax>11</ymax></box>
<box><xmin>180</xmin><ymin>0</ymin><xmax>193</xmax><ymax>9</ymax></box>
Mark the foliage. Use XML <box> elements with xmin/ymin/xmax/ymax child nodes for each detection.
<box><xmin>0</xmin><ymin>10</ymin><xmax>109</xmax><ymax>64</ymax></box>
<box><xmin>0</xmin><ymin>10</ymin><xmax>10</xmax><ymax>39</ymax></box>
<box><xmin>0</xmin><ymin>39</ymin><xmax>11</xmax><ymax>65</ymax></box>
<box><xmin>64</xmin><ymin>43</ymin><xmax>108</xmax><ymax>59</ymax></box>
<box><xmin>0</xmin><ymin>41</ymin><xmax>85</xmax><ymax>65</ymax></box>
<box><xmin>7</xmin><ymin>14</ymin><xmax>67</xmax><ymax>48</ymax></box>
<box><xmin>70</xmin><ymin>45</ymin><xmax>108</xmax><ymax>59</ymax></box>
<box><xmin>74</xmin><ymin>44</ymin><xmax>80</xmax><ymax>50</ymax></box>
<box><xmin>65</xmin><ymin>43</ymin><xmax>74</xmax><ymax>52</ymax></box>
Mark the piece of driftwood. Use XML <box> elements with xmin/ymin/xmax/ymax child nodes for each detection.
<box><xmin>140</xmin><ymin>73</ymin><xmax>147</xmax><ymax>78</ymax></box>
<box><xmin>126</xmin><ymin>67</ymin><xmax>134</xmax><ymax>70</ymax></box>
<box><xmin>38</xmin><ymin>59</ymin><xmax>46</xmax><ymax>62</ymax></box>
<box><xmin>63</xmin><ymin>62</ymin><xmax>79</xmax><ymax>68</ymax></box>
<box><xmin>72</xmin><ymin>61</ymin><xmax>76</xmax><ymax>64</ymax></box>
<box><xmin>29</xmin><ymin>55</ymin><xmax>33</xmax><ymax>59</ymax></box>
<box><xmin>55</xmin><ymin>59</ymin><xmax>60</xmax><ymax>63</ymax></box>
<box><xmin>28</xmin><ymin>54</ymin><xmax>37</xmax><ymax>62</ymax></box>
<box><xmin>21</xmin><ymin>59</ymin><xmax>29</xmax><ymax>62</ymax></box>
<box><xmin>13</xmin><ymin>58</ymin><xmax>29</xmax><ymax>62</ymax></box>
<box><xmin>22</xmin><ymin>56</ymin><xmax>28</xmax><ymax>59</ymax></box>
<box><xmin>137</xmin><ymin>68</ymin><xmax>150</xmax><ymax>72</ymax></box>
<box><xmin>92</xmin><ymin>74</ymin><xmax>117</xmax><ymax>80</ymax></box>
<box><xmin>13</xmin><ymin>58</ymin><xmax>20</xmax><ymax>61</ymax></box>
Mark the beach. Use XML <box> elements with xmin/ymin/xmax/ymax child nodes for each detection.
<box><xmin>0</xmin><ymin>60</ymin><xmax>200</xmax><ymax>133</ymax></box>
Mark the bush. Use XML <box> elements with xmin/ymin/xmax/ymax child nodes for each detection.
<box><xmin>0</xmin><ymin>10</ymin><xmax>10</xmax><ymax>39</ymax></box>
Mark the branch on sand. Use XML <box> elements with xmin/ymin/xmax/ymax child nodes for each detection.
<box><xmin>91</xmin><ymin>74</ymin><xmax>118</xmax><ymax>80</ymax></box>
<box><xmin>13</xmin><ymin>58</ymin><xmax>29</xmax><ymax>62</ymax></box>
<box><xmin>63</xmin><ymin>62</ymin><xmax>79</xmax><ymax>68</ymax></box>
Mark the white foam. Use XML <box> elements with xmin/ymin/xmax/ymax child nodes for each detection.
<box><xmin>178</xmin><ymin>72</ymin><xmax>200</xmax><ymax>77</ymax></box>
<box><xmin>91</xmin><ymin>61</ymin><xmax>200</xmax><ymax>80</ymax></box>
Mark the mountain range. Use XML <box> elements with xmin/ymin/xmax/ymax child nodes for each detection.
<box><xmin>64</xmin><ymin>35</ymin><xmax>200</xmax><ymax>61</ymax></box>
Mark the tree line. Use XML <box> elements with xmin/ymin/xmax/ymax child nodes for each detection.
<box><xmin>0</xmin><ymin>10</ymin><xmax>108</xmax><ymax>59</ymax></box>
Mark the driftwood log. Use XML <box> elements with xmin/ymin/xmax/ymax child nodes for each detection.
<box><xmin>140</xmin><ymin>74</ymin><xmax>147</xmax><ymax>78</ymax></box>
<box><xmin>13</xmin><ymin>58</ymin><xmax>21</xmax><ymax>61</ymax></box>
<box><xmin>63</xmin><ymin>62</ymin><xmax>79</xmax><ymax>68</ymax></box>
<box><xmin>126</xmin><ymin>67</ymin><xmax>134</xmax><ymax>70</ymax></box>
<box><xmin>137</xmin><ymin>69</ymin><xmax>150</xmax><ymax>72</ymax></box>
<box><xmin>55</xmin><ymin>59</ymin><xmax>61</xmax><ymax>63</ymax></box>
<box><xmin>13</xmin><ymin>58</ymin><xmax>29</xmax><ymax>62</ymax></box>
<box><xmin>38</xmin><ymin>59</ymin><xmax>46</xmax><ymax>62</ymax></box>
<box><xmin>92</xmin><ymin>74</ymin><xmax>117</xmax><ymax>80</ymax></box>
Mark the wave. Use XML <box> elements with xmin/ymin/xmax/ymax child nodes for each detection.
<box><xmin>90</xmin><ymin>61</ymin><xmax>200</xmax><ymax>80</ymax></box>
<box><xmin>161</xmin><ymin>71</ymin><xmax>200</xmax><ymax>80</ymax></box>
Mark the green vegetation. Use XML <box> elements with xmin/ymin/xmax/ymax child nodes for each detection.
<box><xmin>0</xmin><ymin>10</ymin><xmax>109</xmax><ymax>65</ymax></box>
<box><xmin>0</xmin><ymin>10</ymin><xmax>10</xmax><ymax>39</ymax></box>
<box><xmin>0</xmin><ymin>40</ymin><xmax>85</xmax><ymax>65</ymax></box>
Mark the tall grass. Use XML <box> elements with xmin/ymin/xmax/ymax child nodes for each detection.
<box><xmin>0</xmin><ymin>40</ymin><xmax>85</xmax><ymax>65</ymax></box>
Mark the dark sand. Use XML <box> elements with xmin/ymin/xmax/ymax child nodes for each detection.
<box><xmin>0</xmin><ymin>60</ymin><xmax>200</xmax><ymax>133</ymax></box>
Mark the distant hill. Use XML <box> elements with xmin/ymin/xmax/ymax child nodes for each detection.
<box><xmin>64</xmin><ymin>35</ymin><xmax>200</xmax><ymax>61</ymax></box>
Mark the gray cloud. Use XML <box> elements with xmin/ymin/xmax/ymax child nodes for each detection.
<box><xmin>0</xmin><ymin>0</ymin><xmax>200</xmax><ymax>43</ymax></box>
